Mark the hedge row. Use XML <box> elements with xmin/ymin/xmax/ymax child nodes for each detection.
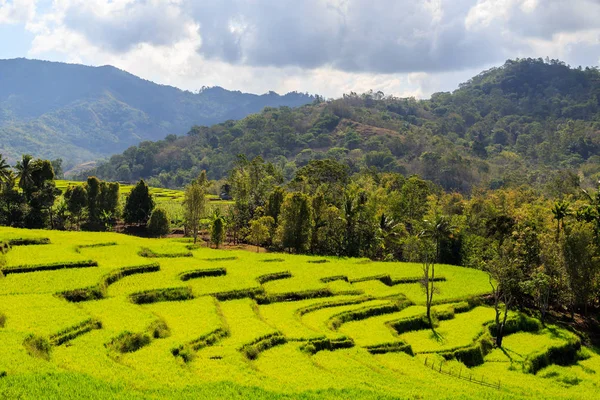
<box><xmin>328</xmin><ymin>300</ymin><xmax>413</xmax><ymax>330</ymax></box>
<box><xmin>260</xmin><ymin>258</ymin><xmax>285</xmax><ymax>263</ymax></box>
<box><xmin>388</xmin><ymin>314</ymin><xmax>434</xmax><ymax>334</ymax></box>
<box><xmin>107</xmin><ymin>320</ymin><xmax>171</xmax><ymax>354</ymax></box>
<box><xmin>49</xmin><ymin>319</ymin><xmax>103</xmax><ymax>346</ymax></box>
<box><xmin>295</xmin><ymin>297</ymin><xmax>373</xmax><ymax>316</ymax></box>
<box><xmin>2</xmin><ymin>260</ymin><xmax>98</xmax><ymax>275</ymax></box>
<box><xmin>58</xmin><ymin>263</ymin><xmax>161</xmax><ymax>302</ymax></box>
<box><xmin>129</xmin><ymin>286</ymin><xmax>194</xmax><ymax>304</ymax></box>
<box><xmin>75</xmin><ymin>242</ymin><xmax>117</xmax><ymax>253</ymax></box>
<box><xmin>320</xmin><ymin>275</ymin><xmax>349</xmax><ymax>283</ymax></box>
<box><xmin>212</xmin><ymin>287</ymin><xmax>265</xmax><ymax>301</ymax></box>
<box><xmin>139</xmin><ymin>247</ymin><xmax>193</xmax><ymax>258</ymax></box>
<box><xmin>8</xmin><ymin>238</ymin><xmax>50</xmax><ymax>246</ymax></box>
<box><xmin>524</xmin><ymin>336</ymin><xmax>581</xmax><ymax>374</ymax></box>
<box><xmin>255</xmin><ymin>288</ymin><xmax>334</xmax><ymax>305</ymax></box>
<box><xmin>203</xmin><ymin>256</ymin><xmax>238</xmax><ymax>262</ymax></box>
<box><xmin>179</xmin><ymin>268</ymin><xmax>226</xmax><ymax>281</ymax></box>
<box><xmin>364</xmin><ymin>341</ymin><xmax>414</xmax><ymax>355</ymax></box>
<box><xmin>300</xmin><ymin>336</ymin><xmax>354</xmax><ymax>355</ymax></box>
<box><xmin>307</xmin><ymin>259</ymin><xmax>329</xmax><ymax>264</ymax></box>
<box><xmin>172</xmin><ymin>327</ymin><xmax>230</xmax><ymax>362</ymax></box>
<box><xmin>347</xmin><ymin>274</ymin><xmax>446</xmax><ymax>287</ymax></box>
<box><xmin>240</xmin><ymin>332</ymin><xmax>287</xmax><ymax>360</ymax></box>
<box><xmin>256</xmin><ymin>271</ymin><xmax>292</xmax><ymax>284</ymax></box>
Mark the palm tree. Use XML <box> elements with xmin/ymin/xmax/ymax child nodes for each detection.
<box><xmin>0</xmin><ymin>154</ymin><xmax>10</xmax><ymax>184</ymax></box>
<box><xmin>551</xmin><ymin>201</ymin><xmax>571</xmax><ymax>241</ymax></box>
<box><xmin>15</xmin><ymin>154</ymin><xmax>34</xmax><ymax>193</ymax></box>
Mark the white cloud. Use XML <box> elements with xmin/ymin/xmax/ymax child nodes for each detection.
<box><xmin>17</xmin><ymin>0</ymin><xmax>600</xmax><ymax>99</ymax></box>
<box><xmin>0</xmin><ymin>0</ymin><xmax>36</xmax><ymax>24</ymax></box>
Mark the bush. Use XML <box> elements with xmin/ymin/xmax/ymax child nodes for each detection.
<box><xmin>129</xmin><ymin>287</ymin><xmax>194</xmax><ymax>304</ymax></box>
<box><xmin>388</xmin><ymin>314</ymin><xmax>433</xmax><ymax>334</ymax></box>
<box><xmin>179</xmin><ymin>268</ymin><xmax>226</xmax><ymax>281</ymax></box>
<box><xmin>148</xmin><ymin>208</ymin><xmax>171</xmax><ymax>237</ymax></box>
<box><xmin>300</xmin><ymin>337</ymin><xmax>354</xmax><ymax>355</ymax></box>
<box><xmin>489</xmin><ymin>314</ymin><xmax>542</xmax><ymax>337</ymax></box>
<box><xmin>524</xmin><ymin>337</ymin><xmax>581</xmax><ymax>374</ymax></box>
<box><xmin>256</xmin><ymin>271</ymin><xmax>292</xmax><ymax>284</ymax></box>
<box><xmin>107</xmin><ymin>332</ymin><xmax>151</xmax><ymax>353</ymax></box>
<box><xmin>365</xmin><ymin>342</ymin><xmax>414</xmax><ymax>356</ymax></box>
<box><xmin>23</xmin><ymin>334</ymin><xmax>52</xmax><ymax>360</ymax></box>
<box><xmin>240</xmin><ymin>333</ymin><xmax>287</xmax><ymax>360</ymax></box>
<box><xmin>0</xmin><ymin>312</ymin><xmax>6</xmax><ymax>328</ymax></box>
<box><xmin>1</xmin><ymin>260</ymin><xmax>98</xmax><ymax>275</ymax></box>
<box><xmin>148</xmin><ymin>320</ymin><xmax>171</xmax><ymax>339</ymax></box>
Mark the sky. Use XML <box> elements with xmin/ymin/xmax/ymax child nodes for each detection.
<box><xmin>0</xmin><ymin>0</ymin><xmax>599</xmax><ymax>98</ymax></box>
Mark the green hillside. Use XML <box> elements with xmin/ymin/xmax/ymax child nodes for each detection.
<box><xmin>0</xmin><ymin>58</ymin><xmax>314</xmax><ymax>164</ymax></box>
<box><xmin>0</xmin><ymin>227</ymin><xmax>595</xmax><ymax>399</ymax></box>
<box><xmin>86</xmin><ymin>58</ymin><xmax>600</xmax><ymax>192</ymax></box>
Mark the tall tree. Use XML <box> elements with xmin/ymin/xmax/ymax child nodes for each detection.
<box><xmin>418</xmin><ymin>214</ymin><xmax>455</xmax><ymax>324</ymax></box>
<box><xmin>211</xmin><ymin>213</ymin><xmax>226</xmax><ymax>249</ymax></box>
<box><xmin>124</xmin><ymin>180</ymin><xmax>154</xmax><ymax>225</ymax></box>
<box><xmin>64</xmin><ymin>185</ymin><xmax>87</xmax><ymax>230</ymax></box>
<box><xmin>0</xmin><ymin>154</ymin><xmax>10</xmax><ymax>184</ymax></box>
<box><xmin>183</xmin><ymin>181</ymin><xmax>205</xmax><ymax>244</ymax></box>
<box><xmin>552</xmin><ymin>200</ymin><xmax>571</xmax><ymax>241</ymax></box>
<box><xmin>15</xmin><ymin>154</ymin><xmax>34</xmax><ymax>196</ymax></box>
<box><xmin>276</xmin><ymin>192</ymin><xmax>313</xmax><ymax>253</ymax></box>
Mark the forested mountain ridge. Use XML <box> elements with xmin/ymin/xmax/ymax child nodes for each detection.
<box><xmin>0</xmin><ymin>58</ymin><xmax>314</xmax><ymax>165</ymax></box>
<box><xmin>85</xmin><ymin>58</ymin><xmax>600</xmax><ymax>193</ymax></box>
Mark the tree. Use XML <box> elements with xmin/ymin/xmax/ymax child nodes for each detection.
<box><xmin>15</xmin><ymin>155</ymin><xmax>34</xmax><ymax>196</ymax></box>
<box><xmin>276</xmin><ymin>192</ymin><xmax>313</xmax><ymax>253</ymax></box>
<box><xmin>552</xmin><ymin>200</ymin><xmax>571</xmax><ymax>241</ymax></box>
<box><xmin>64</xmin><ymin>185</ymin><xmax>87</xmax><ymax>230</ymax></box>
<box><xmin>248</xmin><ymin>217</ymin><xmax>273</xmax><ymax>252</ymax></box>
<box><xmin>266</xmin><ymin>186</ymin><xmax>285</xmax><ymax>225</ymax></box>
<box><xmin>486</xmin><ymin>238</ymin><xmax>522</xmax><ymax>347</ymax></box>
<box><xmin>563</xmin><ymin>222</ymin><xmax>600</xmax><ymax>316</ymax></box>
<box><xmin>148</xmin><ymin>208</ymin><xmax>171</xmax><ymax>237</ymax></box>
<box><xmin>211</xmin><ymin>214</ymin><xmax>226</xmax><ymax>249</ymax></box>
<box><xmin>183</xmin><ymin>181</ymin><xmax>205</xmax><ymax>244</ymax></box>
<box><xmin>0</xmin><ymin>154</ymin><xmax>10</xmax><ymax>184</ymax></box>
<box><xmin>124</xmin><ymin>180</ymin><xmax>154</xmax><ymax>225</ymax></box>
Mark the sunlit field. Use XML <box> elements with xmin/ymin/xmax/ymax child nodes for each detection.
<box><xmin>0</xmin><ymin>227</ymin><xmax>597</xmax><ymax>399</ymax></box>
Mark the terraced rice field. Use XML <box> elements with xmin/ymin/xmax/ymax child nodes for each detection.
<box><xmin>0</xmin><ymin>227</ymin><xmax>598</xmax><ymax>399</ymax></box>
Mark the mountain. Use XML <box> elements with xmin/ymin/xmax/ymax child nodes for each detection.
<box><xmin>84</xmin><ymin>58</ymin><xmax>600</xmax><ymax>193</ymax></box>
<box><xmin>0</xmin><ymin>58</ymin><xmax>315</xmax><ymax>165</ymax></box>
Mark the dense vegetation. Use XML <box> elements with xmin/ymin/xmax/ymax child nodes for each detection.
<box><xmin>85</xmin><ymin>58</ymin><xmax>600</xmax><ymax>192</ymax></box>
<box><xmin>0</xmin><ymin>58</ymin><xmax>314</xmax><ymax>165</ymax></box>
<box><xmin>0</xmin><ymin>227</ymin><xmax>595</xmax><ymax>399</ymax></box>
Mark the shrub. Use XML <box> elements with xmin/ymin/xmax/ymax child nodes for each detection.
<box><xmin>179</xmin><ymin>268</ymin><xmax>226</xmax><ymax>281</ymax></box>
<box><xmin>365</xmin><ymin>342</ymin><xmax>414</xmax><ymax>356</ymax></box>
<box><xmin>0</xmin><ymin>312</ymin><xmax>6</xmax><ymax>328</ymax></box>
<box><xmin>49</xmin><ymin>319</ymin><xmax>102</xmax><ymax>346</ymax></box>
<box><xmin>524</xmin><ymin>337</ymin><xmax>581</xmax><ymax>374</ymax></box>
<box><xmin>107</xmin><ymin>331</ymin><xmax>152</xmax><ymax>353</ymax></box>
<box><xmin>148</xmin><ymin>208</ymin><xmax>171</xmax><ymax>237</ymax></box>
<box><xmin>129</xmin><ymin>287</ymin><xmax>194</xmax><ymax>304</ymax></box>
<box><xmin>240</xmin><ymin>333</ymin><xmax>287</xmax><ymax>360</ymax></box>
<box><xmin>1</xmin><ymin>260</ymin><xmax>98</xmax><ymax>275</ymax></box>
<box><xmin>388</xmin><ymin>314</ymin><xmax>433</xmax><ymax>334</ymax></box>
<box><xmin>300</xmin><ymin>337</ymin><xmax>354</xmax><ymax>355</ymax></box>
<box><xmin>489</xmin><ymin>314</ymin><xmax>542</xmax><ymax>337</ymax></box>
<box><xmin>256</xmin><ymin>271</ymin><xmax>292</xmax><ymax>284</ymax></box>
<box><xmin>23</xmin><ymin>334</ymin><xmax>52</xmax><ymax>360</ymax></box>
<box><xmin>148</xmin><ymin>320</ymin><xmax>171</xmax><ymax>339</ymax></box>
<box><xmin>8</xmin><ymin>238</ymin><xmax>50</xmax><ymax>246</ymax></box>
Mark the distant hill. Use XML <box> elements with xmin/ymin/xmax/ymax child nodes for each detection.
<box><xmin>0</xmin><ymin>58</ymin><xmax>315</xmax><ymax>164</ymax></box>
<box><xmin>85</xmin><ymin>58</ymin><xmax>600</xmax><ymax>193</ymax></box>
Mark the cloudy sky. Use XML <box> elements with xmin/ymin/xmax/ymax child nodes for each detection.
<box><xmin>1</xmin><ymin>0</ymin><xmax>599</xmax><ymax>98</ymax></box>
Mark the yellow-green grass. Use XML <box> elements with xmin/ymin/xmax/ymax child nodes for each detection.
<box><xmin>0</xmin><ymin>226</ymin><xmax>597</xmax><ymax>400</ymax></box>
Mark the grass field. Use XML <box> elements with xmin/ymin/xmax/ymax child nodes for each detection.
<box><xmin>0</xmin><ymin>227</ymin><xmax>598</xmax><ymax>399</ymax></box>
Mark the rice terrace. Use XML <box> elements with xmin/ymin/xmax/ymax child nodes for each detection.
<box><xmin>0</xmin><ymin>227</ymin><xmax>597</xmax><ymax>399</ymax></box>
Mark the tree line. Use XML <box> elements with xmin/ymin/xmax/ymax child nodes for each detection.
<box><xmin>2</xmin><ymin>152</ymin><xmax>600</xmax><ymax>343</ymax></box>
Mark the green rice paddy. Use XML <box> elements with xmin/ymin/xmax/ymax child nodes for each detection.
<box><xmin>1</xmin><ymin>227</ymin><xmax>599</xmax><ymax>399</ymax></box>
